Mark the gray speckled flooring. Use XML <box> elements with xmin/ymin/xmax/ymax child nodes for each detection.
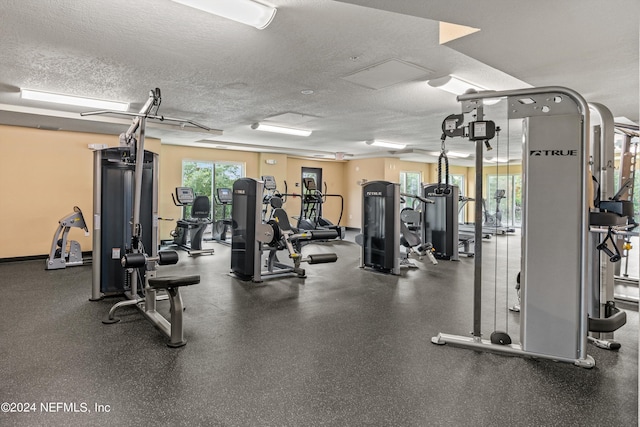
<box><xmin>0</xmin><ymin>232</ymin><xmax>637</xmax><ymax>426</ymax></box>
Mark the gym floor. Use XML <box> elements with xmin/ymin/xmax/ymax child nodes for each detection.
<box><xmin>1</xmin><ymin>231</ymin><xmax>637</xmax><ymax>426</ymax></box>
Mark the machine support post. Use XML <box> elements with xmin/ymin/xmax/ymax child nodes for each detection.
<box><xmin>473</xmin><ymin>133</ymin><xmax>484</xmax><ymax>339</ymax></box>
<box><xmin>132</xmin><ymin>116</ymin><xmax>146</xmax><ymax>248</ymax></box>
<box><xmin>91</xmin><ymin>150</ymin><xmax>103</xmax><ymax>301</ymax></box>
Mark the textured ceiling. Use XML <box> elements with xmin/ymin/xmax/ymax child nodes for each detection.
<box><xmin>0</xmin><ymin>0</ymin><xmax>637</xmax><ymax>166</ymax></box>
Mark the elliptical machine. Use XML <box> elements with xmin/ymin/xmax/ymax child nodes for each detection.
<box><xmin>297</xmin><ymin>177</ymin><xmax>345</xmax><ymax>239</ymax></box>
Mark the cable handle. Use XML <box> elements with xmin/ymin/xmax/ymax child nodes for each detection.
<box><xmin>437</xmin><ymin>137</ymin><xmax>450</xmax><ymax>194</ymax></box>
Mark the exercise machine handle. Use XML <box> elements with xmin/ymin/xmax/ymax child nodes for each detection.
<box><xmin>307</xmin><ymin>253</ymin><xmax>338</xmax><ymax>264</ymax></box>
<box><xmin>122</xmin><ymin>253</ymin><xmax>146</xmax><ymax>268</ymax></box>
<box><xmin>158</xmin><ymin>251</ymin><xmax>179</xmax><ymax>265</ymax></box>
<box><xmin>596</xmin><ymin>227</ymin><xmax>622</xmax><ymax>262</ymax></box>
<box><xmin>596</xmin><ymin>242</ymin><xmax>621</xmax><ymax>262</ymax></box>
<box><xmin>290</xmin><ymin>229</ymin><xmax>339</xmax><ymax>241</ymax></box>
<box><xmin>121</xmin><ymin>250</ymin><xmax>179</xmax><ymax>268</ymax></box>
<box><xmin>401</xmin><ymin>193</ymin><xmax>434</xmax><ymax>205</ymax></box>
<box><xmin>588</xmin><ymin>305</ymin><xmax>627</xmax><ymax>333</ymax></box>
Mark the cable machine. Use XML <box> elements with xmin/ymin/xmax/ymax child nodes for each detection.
<box><xmin>87</xmin><ymin>88</ymin><xmax>209</xmax><ymax>346</ymax></box>
<box><xmin>613</xmin><ymin>124</ymin><xmax>639</xmax><ymax>301</ymax></box>
<box><xmin>432</xmin><ymin>87</ymin><xmax>626</xmax><ymax>368</ymax></box>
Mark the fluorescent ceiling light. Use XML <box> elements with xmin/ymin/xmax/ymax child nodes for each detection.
<box><xmin>427</xmin><ymin>75</ymin><xmax>486</xmax><ymax>95</ymax></box>
<box><xmin>484</xmin><ymin>157</ymin><xmax>510</xmax><ymax>164</ymax></box>
<box><xmin>251</xmin><ymin>123</ymin><xmax>312</xmax><ymax>137</ymax></box>
<box><xmin>171</xmin><ymin>0</ymin><xmax>276</xmax><ymax>29</ymax></box>
<box><xmin>428</xmin><ymin>150</ymin><xmax>470</xmax><ymax>158</ymax></box>
<box><xmin>21</xmin><ymin>89</ymin><xmax>129</xmax><ymax>111</ymax></box>
<box><xmin>365</xmin><ymin>140</ymin><xmax>406</xmax><ymax>149</ymax></box>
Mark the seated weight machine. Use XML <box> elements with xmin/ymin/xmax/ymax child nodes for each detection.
<box><xmin>86</xmin><ymin>88</ymin><xmax>207</xmax><ymax>346</ymax></box>
<box><xmin>45</xmin><ymin>206</ymin><xmax>89</xmax><ymax>270</ymax></box>
<box><xmin>231</xmin><ymin>177</ymin><xmax>338</xmax><ymax>283</ymax></box>
<box><xmin>400</xmin><ymin>192</ymin><xmax>439</xmax><ymax>267</ymax></box>
<box><xmin>358</xmin><ymin>181</ymin><xmax>437</xmax><ymax>275</ymax></box>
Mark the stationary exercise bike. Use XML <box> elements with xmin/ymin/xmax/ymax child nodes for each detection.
<box><xmin>170</xmin><ymin>187</ymin><xmax>214</xmax><ymax>255</ymax></box>
<box><xmin>482</xmin><ymin>189</ymin><xmax>515</xmax><ymax>234</ymax></box>
<box><xmin>483</xmin><ymin>189</ymin><xmax>505</xmax><ymax>226</ymax></box>
<box><xmin>212</xmin><ymin>187</ymin><xmax>233</xmax><ymax>245</ymax></box>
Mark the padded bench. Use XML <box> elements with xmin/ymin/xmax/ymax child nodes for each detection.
<box><xmin>148</xmin><ymin>274</ymin><xmax>200</xmax><ymax>347</ymax></box>
<box><xmin>148</xmin><ymin>275</ymin><xmax>201</xmax><ymax>289</ymax></box>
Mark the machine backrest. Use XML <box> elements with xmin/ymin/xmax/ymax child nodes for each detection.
<box><xmin>191</xmin><ymin>196</ymin><xmax>211</xmax><ymax>219</ymax></box>
<box><xmin>270</xmin><ymin>196</ymin><xmax>283</xmax><ymax>209</ymax></box>
<box><xmin>400</xmin><ymin>220</ymin><xmax>421</xmax><ymax>248</ymax></box>
<box><xmin>272</xmin><ymin>208</ymin><xmax>293</xmax><ymax>232</ymax></box>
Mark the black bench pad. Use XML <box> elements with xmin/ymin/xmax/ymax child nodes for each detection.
<box><xmin>148</xmin><ymin>275</ymin><xmax>201</xmax><ymax>289</ymax></box>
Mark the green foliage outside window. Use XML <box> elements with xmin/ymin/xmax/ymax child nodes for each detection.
<box><xmin>182</xmin><ymin>161</ymin><xmax>243</xmax><ymax>220</ymax></box>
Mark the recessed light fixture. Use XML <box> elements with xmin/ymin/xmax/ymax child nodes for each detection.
<box><xmin>484</xmin><ymin>157</ymin><xmax>510</xmax><ymax>164</ymax></box>
<box><xmin>427</xmin><ymin>75</ymin><xmax>485</xmax><ymax>95</ymax></box>
<box><xmin>171</xmin><ymin>0</ymin><xmax>276</xmax><ymax>29</ymax></box>
<box><xmin>20</xmin><ymin>88</ymin><xmax>129</xmax><ymax>111</ymax></box>
<box><xmin>365</xmin><ymin>140</ymin><xmax>406</xmax><ymax>149</ymax></box>
<box><xmin>251</xmin><ymin>122</ymin><xmax>312</xmax><ymax>137</ymax></box>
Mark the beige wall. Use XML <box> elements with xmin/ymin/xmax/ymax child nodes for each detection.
<box><xmin>257</xmin><ymin>153</ymin><xmax>288</xmax><ymax>191</ymax></box>
<box><xmin>344</xmin><ymin>158</ymin><xmax>385</xmax><ymax>228</ymax></box>
<box><xmin>2</xmin><ymin>122</ymin><xmax>498</xmax><ymax>257</ymax></box>
<box><xmin>0</xmin><ymin>124</ymin><xmax>159</xmax><ymax>258</ymax></box>
<box><xmin>342</xmin><ymin>157</ymin><xmax>433</xmax><ymax>229</ymax></box>
<box><xmin>284</xmin><ymin>157</ymin><xmax>347</xmax><ymax>227</ymax></box>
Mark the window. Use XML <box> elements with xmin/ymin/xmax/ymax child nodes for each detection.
<box><xmin>182</xmin><ymin>161</ymin><xmax>213</xmax><ymax>218</ymax></box>
<box><xmin>213</xmin><ymin>163</ymin><xmax>244</xmax><ymax>220</ymax></box>
<box><xmin>399</xmin><ymin>171</ymin><xmax>421</xmax><ymax>209</ymax></box>
<box><xmin>182</xmin><ymin>160</ymin><xmax>244</xmax><ymax>220</ymax></box>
